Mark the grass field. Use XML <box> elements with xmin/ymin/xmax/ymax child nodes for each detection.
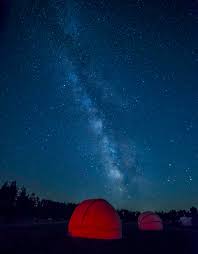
<box><xmin>0</xmin><ymin>222</ymin><xmax>197</xmax><ymax>254</ymax></box>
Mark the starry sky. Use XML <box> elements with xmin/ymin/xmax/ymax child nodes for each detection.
<box><xmin>0</xmin><ymin>0</ymin><xmax>198</xmax><ymax>211</ymax></box>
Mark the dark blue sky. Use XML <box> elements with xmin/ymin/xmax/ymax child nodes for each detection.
<box><xmin>0</xmin><ymin>0</ymin><xmax>198</xmax><ymax>211</ymax></box>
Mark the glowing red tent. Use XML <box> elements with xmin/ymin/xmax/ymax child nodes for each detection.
<box><xmin>68</xmin><ymin>199</ymin><xmax>122</xmax><ymax>239</ymax></box>
<box><xmin>138</xmin><ymin>211</ymin><xmax>163</xmax><ymax>231</ymax></box>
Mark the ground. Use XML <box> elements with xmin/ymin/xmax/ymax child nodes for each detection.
<box><xmin>0</xmin><ymin>222</ymin><xmax>197</xmax><ymax>254</ymax></box>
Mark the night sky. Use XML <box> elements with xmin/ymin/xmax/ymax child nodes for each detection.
<box><xmin>0</xmin><ymin>0</ymin><xmax>198</xmax><ymax>211</ymax></box>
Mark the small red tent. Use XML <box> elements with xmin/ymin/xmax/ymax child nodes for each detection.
<box><xmin>138</xmin><ymin>211</ymin><xmax>163</xmax><ymax>231</ymax></box>
<box><xmin>68</xmin><ymin>199</ymin><xmax>122</xmax><ymax>239</ymax></box>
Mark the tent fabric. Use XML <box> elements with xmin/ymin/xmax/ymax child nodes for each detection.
<box><xmin>138</xmin><ymin>211</ymin><xmax>163</xmax><ymax>231</ymax></box>
<box><xmin>180</xmin><ymin>217</ymin><xmax>192</xmax><ymax>226</ymax></box>
<box><xmin>68</xmin><ymin>199</ymin><xmax>122</xmax><ymax>240</ymax></box>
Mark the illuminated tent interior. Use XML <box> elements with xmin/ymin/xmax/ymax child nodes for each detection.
<box><xmin>68</xmin><ymin>199</ymin><xmax>122</xmax><ymax>240</ymax></box>
<box><xmin>138</xmin><ymin>211</ymin><xmax>163</xmax><ymax>231</ymax></box>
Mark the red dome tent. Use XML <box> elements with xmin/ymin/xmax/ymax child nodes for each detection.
<box><xmin>68</xmin><ymin>199</ymin><xmax>122</xmax><ymax>240</ymax></box>
<box><xmin>138</xmin><ymin>211</ymin><xmax>163</xmax><ymax>231</ymax></box>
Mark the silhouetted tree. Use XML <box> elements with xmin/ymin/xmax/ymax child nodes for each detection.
<box><xmin>190</xmin><ymin>207</ymin><xmax>198</xmax><ymax>227</ymax></box>
<box><xmin>190</xmin><ymin>206</ymin><xmax>197</xmax><ymax>215</ymax></box>
<box><xmin>0</xmin><ymin>181</ymin><xmax>18</xmax><ymax>219</ymax></box>
<box><xmin>118</xmin><ymin>209</ymin><xmax>140</xmax><ymax>223</ymax></box>
<box><xmin>16</xmin><ymin>186</ymin><xmax>32</xmax><ymax>217</ymax></box>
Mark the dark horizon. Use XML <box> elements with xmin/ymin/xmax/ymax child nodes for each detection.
<box><xmin>0</xmin><ymin>180</ymin><xmax>197</xmax><ymax>212</ymax></box>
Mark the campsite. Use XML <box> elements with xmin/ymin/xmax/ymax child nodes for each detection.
<box><xmin>1</xmin><ymin>197</ymin><xmax>198</xmax><ymax>254</ymax></box>
<box><xmin>1</xmin><ymin>1</ymin><xmax>198</xmax><ymax>253</ymax></box>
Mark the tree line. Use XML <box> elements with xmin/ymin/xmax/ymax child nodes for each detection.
<box><xmin>0</xmin><ymin>181</ymin><xmax>76</xmax><ymax>223</ymax></box>
<box><xmin>0</xmin><ymin>181</ymin><xmax>197</xmax><ymax>225</ymax></box>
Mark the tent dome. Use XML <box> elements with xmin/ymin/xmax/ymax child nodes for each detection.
<box><xmin>138</xmin><ymin>211</ymin><xmax>163</xmax><ymax>231</ymax></box>
<box><xmin>68</xmin><ymin>199</ymin><xmax>122</xmax><ymax>240</ymax></box>
<box><xmin>180</xmin><ymin>216</ymin><xmax>192</xmax><ymax>227</ymax></box>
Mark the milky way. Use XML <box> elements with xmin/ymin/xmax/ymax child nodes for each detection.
<box><xmin>68</xmin><ymin>70</ymin><xmax>125</xmax><ymax>195</ymax></box>
<box><xmin>53</xmin><ymin>2</ymin><xmax>136</xmax><ymax>199</ymax></box>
